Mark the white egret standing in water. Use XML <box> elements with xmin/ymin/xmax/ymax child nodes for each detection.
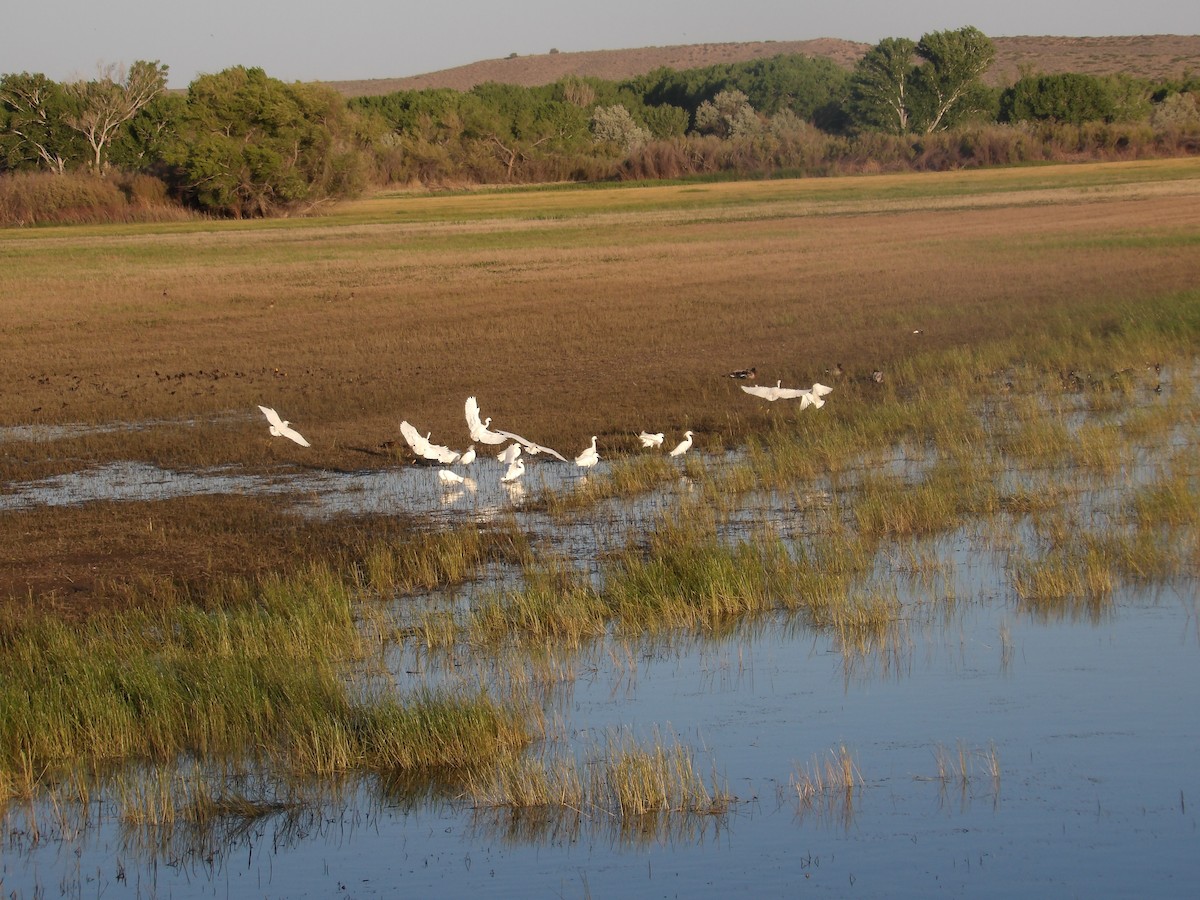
<box><xmin>575</xmin><ymin>436</ymin><xmax>599</xmax><ymax>469</ymax></box>
<box><xmin>669</xmin><ymin>431</ymin><xmax>694</xmax><ymax>457</ymax></box>
<box><xmin>501</xmin><ymin>457</ymin><xmax>525</xmax><ymax>483</ymax></box>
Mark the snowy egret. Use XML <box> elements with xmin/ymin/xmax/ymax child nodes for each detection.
<box><xmin>638</xmin><ymin>431</ymin><xmax>665</xmax><ymax>448</ymax></box>
<box><xmin>466</xmin><ymin>396</ymin><xmax>568</xmax><ymax>461</ymax></box>
<box><xmin>497</xmin><ymin>444</ymin><xmax>521</xmax><ymax>465</ymax></box>
<box><xmin>459</xmin><ymin>445</ymin><xmax>476</xmax><ymax>466</ymax></box>
<box><xmin>399</xmin><ymin>420</ymin><xmax>456</xmax><ymax>462</ymax></box>
<box><xmin>438</xmin><ymin>469</ymin><xmax>465</xmax><ymax>485</ymax></box>
<box><xmin>575</xmin><ymin>436</ymin><xmax>599</xmax><ymax>469</ymax></box>
<box><xmin>741</xmin><ymin>380</ymin><xmax>788</xmax><ymax>401</ymax></box>
<box><xmin>501</xmin><ymin>457</ymin><xmax>525</xmax><ymax>483</ymax></box>
<box><xmin>669</xmin><ymin>431</ymin><xmax>694</xmax><ymax>457</ymax></box>
<box><xmin>258</xmin><ymin>406</ymin><xmax>311</xmax><ymax>447</ymax></box>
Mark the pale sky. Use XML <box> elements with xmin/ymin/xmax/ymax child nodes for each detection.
<box><xmin>5</xmin><ymin>1</ymin><xmax>1197</xmax><ymax>89</ymax></box>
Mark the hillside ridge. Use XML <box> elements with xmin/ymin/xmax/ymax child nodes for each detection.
<box><xmin>320</xmin><ymin>35</ymin><xmax>1200</xmax><ymax>98</ymax></box>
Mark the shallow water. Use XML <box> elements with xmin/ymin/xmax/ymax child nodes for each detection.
<box><xmin>4</xmin><ymin>528</ymin><xmax>1197</xmax><ymax>898</ymax></box>
<box><xmin>3</xmin><ymin>394</ymin><xmax>1198</xmax><ymax>898</ymax></box>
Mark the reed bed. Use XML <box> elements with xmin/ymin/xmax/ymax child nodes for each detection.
<box><xmin>0</xmin><ymin>568</ymin><xmax>534</xmax><ymax>799</ymax></box>
<box><xmin>465</xmin><ymin>728</ymin><xmax>730</xmax><ymax>823</ymax></box>
<box><xmin>790</xmin><ymin>744</ymin><xmax>863</xmax><ymax>829</ymax></box>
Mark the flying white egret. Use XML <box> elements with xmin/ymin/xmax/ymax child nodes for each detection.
<box><xmin>466</xmin><ymin>396</ymin><xmax>568</xmax><ymax>461</ymax></box>
<box><xmin>741</xmin><ymin>380</ymin><xmax>789</xmax><ymax>401</ymax></box>
<box><xmin>497</xmin><ymin>444</ymin><xmax>521</xmax><ymax>465</ymax></box>
<box><xmin>575</xmin><ymin>436</ymin><xmax>599</xmax><ymax>469</ymax></box>
<box><xmin>459</xmin><ymin>445</ymin><xmax>476</xmax><ymax>466</ymax></box>
<box><xmin>399</xmin><ymin>420</ymin><xmax>456</xmax><ymax>463</ymax></box>
<box><xmin>258</xmin><ymin>405</ymin><xmax>311</xmax><ymax>447</ymax></box>
<box><xmin>438</xmin><ymin>469</ymin><xmax>465</xmax><ymax>485</ymax></box>
<box><xmin>669</xmin><ymin>431</ymin><xmax>694</xmax><ymax>457</ymax></box>
<box><xmin>465</xmin><ymin>396</ymin><xmax>508</xmax><ymax>445</ymax></box>
<box><xmin>742</xmin><ymin>381</ymin><xmax>834</xmax><ymax>404</ymax></box>
<box><xmin>638</xmin><ymin>431</ymin><xmax>665</xmax><ymax>448</ymax></box>
<box><xmin>501</xmin><ymin>456</ymin><xmax>525</xmax><ymax>483</ymax></box>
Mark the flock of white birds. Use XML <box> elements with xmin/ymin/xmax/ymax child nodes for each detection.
<box><xmin>257</xmin><ymin>376</ymin><xmax>832</xmax><ymax>489</ymax></box>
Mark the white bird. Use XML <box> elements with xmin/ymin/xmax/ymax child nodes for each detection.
<box><xmin>258</xmin><ymin>405</ymin><xmax>311</xmax><ymax>447</ymax></box>
<box><xmin>638</xmin><ymin>431</ymin><xmax>665</xmax><ymax>448</ymax></box>
<box><xmin>669</xmin><ymin>431</ymin><xmax>694</xmax><ymax>457</ymax></box>
<box><xmin>438</xmin><ymin>469</ymin><xmax>465</xmax><ymax>485</ymax></box>
<box><xmin>501</xmin><ymin>456</ymin><xmax>525</xmax><ymax>483</ymax></box>
<box><xmin>741</xmin><ymin>380</ymin><xmax>790</xmax><ymax>401</ymax></box>
<box><xmin>466</xmin><ymin>396</ymin><xmax>568</xmax><ymax>461</ymax></box>
<box><xmin>497</xmin><ymin>444</ymin><xmax>521</xmax><ymax>465</ymax></box>
<box><xmin>459</xmin><ymin>445</ymin><xmax>476</xmax><ymax>466</ymax></box>
<box><xmin>575</xmin><ymin>436</ymin><xmax>599</xmax><ymax>469</ymax></box>
<box><xmin>741</xmin><ymin>381</ymin><xmax>834</xmax><ymax>404</ymax></box>
<box><xmin>465</xmin><ymin>396</ymin><xmax>508</xmax><ymax>445</ymax></box>
<box><xmin>399</xmin><ymin>420</ymin><xmax>456</xmax><ymax>463</ymax></box>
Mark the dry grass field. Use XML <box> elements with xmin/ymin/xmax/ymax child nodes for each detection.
<box><xmin>2</xmin><ymin>158</ymin><xmax>1199</xmax><ymax>612</ymax></box>
<box><xmin>322</xmin><ymin>35</ymin><xmax>1200</xmax><ymax>96</ymax></box>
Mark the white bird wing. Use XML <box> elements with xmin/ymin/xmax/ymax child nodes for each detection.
<box><xmin>400</xmin><ymin>420</ymin><xmax>432</xmax><ymax>456</ymax></box>
<box><xmin>639</xmin><ymin>431</ymin><xmax>664</xmax><ymax>447</ymax></box>
<box><xmin>811</xmin><ymin>382</ymin><xmax>834</xmax><ymax>397</ymax></box>
<box><xmin>278</xmin><ymin>423</ymin><xmax>311</xmax><ymax>447</ymax></box>
<box><xmin>258</xmin><ymin>405</ymin><xmax>284</xmax><ymax>429</ymax></box>
<box><xmin>465</xmin><ymin>396</ymin><xmax>483</xmax><ymax>432</ymax></box>
<box><xmin>493</xmin><ymin>428</ymin><xmax>568</xmax><ymax>462</ymax></box>
<box><xmin>774</xmin><ymin>386</ymin><xmax>809</xmax><ymax>399</ymax></box>
<box><xmin>466</xmin><ymin>396</ymin><xmax>508</xmax><ymax>444</ymax></box>
<box><xmin>741</xmin><ymin>384</ymin><xmax>784</xmax><ymax>400</ymax></box>
<box><xmin>498</xmin><ymin>444</ymin><xmax>521</xmax><ymax>465</ymax></box>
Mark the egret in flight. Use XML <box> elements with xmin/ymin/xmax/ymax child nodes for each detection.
<box><xmin>258</xmin><ymin>406</ymin><xmax>311</xmax><ymax>447</ymax></box>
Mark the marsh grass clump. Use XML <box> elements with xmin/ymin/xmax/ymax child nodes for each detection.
<box><xmin>791</xmin><ymin>744</ymin><xmax>862</xmax><ymax>810</ymax></box>
<box><xmin>930</xmin><ymin>740</ymin><xmax>1001</xmax><ymax>800</ymax></box>
<box><xmin>471</xmin><ymin>562</ymin><xmax>609</xmax><ymax>646</ymax></box>
<box><xmin>469</xmin><ymin>729</ymin><xmax>728</xmax><ymax>816</ymax></box>
<box><xmin>852</xmin><ymin>457</ymin><xmax>999</xmax><ymax>539</ymax></box>
<box><xmin>1010</xmin><ymin>536</ymin><xmax>1116</xmax><ymax>622</ymax></box>
<box><xmin>0</xmin><ymin>571</ymin><xmax>535</xmax><ymax>797</ymax></box>
<box><xmin>540</xmin><ymin>454</ymin><xmax>679</xmax><ymax>515</ymax></box>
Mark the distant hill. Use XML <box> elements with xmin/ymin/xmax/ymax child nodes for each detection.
<box><xmin>321</xmin><ymin>35</ymin><xmax>1200</xmax><ymax>98</ymax></box>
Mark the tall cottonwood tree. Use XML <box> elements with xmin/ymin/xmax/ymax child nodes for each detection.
<box><xmin>0</xmin><ymin>72</ymin><xmax>83</xmax><ymax>172</ymax></box>
<box><xmin>912</xmin><ymin>27</ymin><xmax>996</xmax><ymax>132</ymax></box>
<box><xmin>64</xmin><ymin>60</ymin><xmax>168</xmax><ymax>172</ymax></box>
<box><xmin>848</xmin><ymin>27</ymin><xmax>995</xmax><ymax>134</ymax></box>
<box><xmin>848</xmin><ymin>37</ymin><xmax>918</xmax><ymax>134</ymax></box>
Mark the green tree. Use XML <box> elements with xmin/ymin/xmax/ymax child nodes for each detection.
<box><xmin>848</xmin><ymin>37</ymin><xmax>918</xmax><ymax>134</ymax></box>
<box><xmin>0</xmin><ymin>72</ymin><xmax>85</xmax><ymax>173</ymax></box>
<box><xmin>63</xmin><ymin>60</ymin><xmax>169</xmax><ymax>172</ymax></box>
<box><xmin>167</xmin><ymin>67</ymin><xmax>363</xmax><ymax>217</ymax></box>
<box><xmin>590</xmin><ymin>104</ymin><xmax>651</xmax><ymax>153</ymax></box>
<box><xmin>693</xmin><ymin>89</ymin><xmax>761</xmax><ymax>138</ymax></box>
<box><xmin>911</xmin><ymin>27</ymin><xmax>995</xmax><ymax>132</ymax></box>
<box><xmin>1000</xmin><ymin>73</ymin><xmax>1117</xmax><ymax>124</ymax></box>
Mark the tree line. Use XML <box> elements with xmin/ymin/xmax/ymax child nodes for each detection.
<box><xmin>2</xmin><ymin>27</ymin><xmax>1198</xmax><ymax>222</ymax></box>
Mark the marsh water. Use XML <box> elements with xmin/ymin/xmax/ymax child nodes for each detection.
<box><xmin>2</xmin><ymin>427</ymin><xmax>1198</xmax><ymax>898</ymax></box>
